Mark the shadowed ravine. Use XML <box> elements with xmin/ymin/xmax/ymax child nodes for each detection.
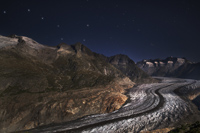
<box><xmin>22</xmin><ymin>77</ymin><xmax>200</xmax><ymax>133</ymax></box>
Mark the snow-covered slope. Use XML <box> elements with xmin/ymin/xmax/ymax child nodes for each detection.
<box><xmin>0</xmin><ymin>35</ymin><xmax>54</xmax><ymax>50</ymax></box>
<box><xmin>0</xmin><ymin>35</ymin><xmax>18</xmax><ymax>48</ymax></box>
<box><xmin>20</xmin><ymin>36</ymin><xmax>45</xmax><ymax>50</ymax></box>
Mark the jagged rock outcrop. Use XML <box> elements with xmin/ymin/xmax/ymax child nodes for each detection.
<box><xmin>0</xmin><ymin>35</ymin><xmax>136</xmax><ymax>132</ymax></box>
<box><xmin>137</xmin><ymin>57</ymin><xmax>200</xmax><ymax>80</ymax></box>
<box><xmin>107</xmin><ymin>54</ymin><xmax>156</xmax><ymax>83</ymax></box>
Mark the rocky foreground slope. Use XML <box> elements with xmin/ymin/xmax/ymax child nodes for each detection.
<box><xmin>0</xmin><ymin>35</ymin><xmax>153</xmax><ymax>132</ymax></box>
<box><xmin>137</xmin><ymin>57</ymin><xmax>200</xmax><ymax>80</ymax></box>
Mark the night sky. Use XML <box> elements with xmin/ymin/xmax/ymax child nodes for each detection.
<box><xmin>1</xmin><ymin>0</ymin><xmax>200</xmax><ymax>62</ymax></box>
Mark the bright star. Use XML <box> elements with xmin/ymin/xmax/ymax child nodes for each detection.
<box><xmin>41</xmin><ymin>17</ymin><xmax>44</xmax><ymax>20</ymax></box>
<box><xmin>3</xmin><ymin>11</ymin><xmax>6</xmax><ymax>14</ymax></box>
<box><xmin>86</xmin><ymin>24</ymin><xmax>90</xmax><ymax>27</ymax></box>
<box><xmin>28</xmin><ymin>9</ymin><xmax>30</xmax><ymax>12</ymax></box>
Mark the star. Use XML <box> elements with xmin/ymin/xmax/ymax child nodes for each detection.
<box><xmin>86</xmin><ymin>24</ymin><xmax>90</xmax><ymax>27</ymax></box>
<box><xmin>61</xmin><ymin>38</ymin><xmax>63</xmax><ymax>40</ymax></box>
<box><xmin>3</xmin><ymin>11</ymin><xmax>6</xmax><ymax>14</ymax></box>
<box><xmin>28</xmin><ymin>9</ymin><xmax>30</xmax><ymax>12</ymax></box>
<box><xmin>83</xmin><ymin>39</ymin><xmax>86</xmax><ymax>42</ymax></box>
<box><xmin>41</xmin><ymin>17</ymin><xmax>44</xmax><ymax>20</ymax></box>
<box><xmin>57</xmin><ymin>25</ymin><xmax>60</xmax><ymax>28</ymax></box>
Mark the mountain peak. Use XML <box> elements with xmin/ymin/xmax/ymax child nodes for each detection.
<box><xmin>137</xmin><ymin>57</ymin><xmax>200</xmax><ymax>79</ymax></box>
<box><xmin>8</xmin><ymin>34</ymin><xmax>18</xmax><ymax>38</ymax></box>
<box><xmin>108</xmin><ymin>54</ymin><xmax>155</xmax><ymax>83</ymax></box>
<box><xmin>19</xmin><ymin>36</ymin><xmax>45</xmax><ymax>49</ymax></box>
<box><xmin>139</xmin><ymin>57</ymin><xmax>187</xmax><ymax>65</ymax></box>
<box><xmin>165</xmin><ymin>56</ymin><xmax>186</xmax><ymax>62</ymax></box>
<box><xmin>71</xmin><ymin>42</ymin><xmax>93</xmax><ymax>56</ymax></box>
<box><xmin>0</xmin><ymin>35</ymin><xmax>45</xmax><ymax>50</ymax></box>
<box><xmin>57</xmin><ymin>43</ymin><xmax>71</xmax><ymax>49</ymax></box>
<box><xmin>109</xmin><ymin>54</ymin><xmax>135</xmax><ymax>65</ymax></box>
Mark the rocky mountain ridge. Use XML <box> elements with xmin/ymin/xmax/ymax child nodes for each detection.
<box><xmin>107</xmin><ymin>54</ymin><xmax>156</xmax><ymax>83</ymax></box>
<box><xmin>137</xmin><ymin>57</ymin><xmax>200</xmax><ymax>79</ymax></box>
<box><xmin>0</xmin><ymin>35</ymin><xmax>151</xmax><ymax>132</ymax></box>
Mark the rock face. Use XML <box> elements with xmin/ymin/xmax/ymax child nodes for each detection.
<box><xmin>107</xmin><ymin>54</ymin><xmax>156</xmax><ymax>83</ymax></box>
<box><xmin>0</xmin><ymin>35</ymin><xmax>136</xmax><ymax>132</ymax></box>
<box><xmin>137</xmin><ymin>57</ymin><xmax>200</xmax><ymax>80</ymax></box>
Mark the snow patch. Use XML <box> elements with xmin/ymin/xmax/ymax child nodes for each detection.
<box><xmin>154</xmin><ymin>61</ymin><xmax>158</xmax><ymax>66</ymax></box>
<box><xmin>21</xmin><ymin>36</ymin><xmax>44</xmax><ymax>50</ymax></box>
<box><xmin>146</xmin><ymin>62</ymin><xmax>154</xmax><ymax>67</ymax></box>
<box><xmin>159</xmin><ymin>61</ymin><xmax>165</xmax><ymax>66</ymax></box>
<box><xmin>167</xmin><ymin>61</ymin><xmax>173</xmax><ymax>64</ymax></box>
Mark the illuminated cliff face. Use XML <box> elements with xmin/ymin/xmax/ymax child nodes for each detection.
<box><xmin>137</xmin><ymin>57</ymin><xmax>200</xmax><ymax>80</ymax></box>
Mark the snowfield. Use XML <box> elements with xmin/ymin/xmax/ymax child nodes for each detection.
<box><xmin>26</xmin><ymin>77</ymin><xmax>200</xmax><ymax>133</ymax></box>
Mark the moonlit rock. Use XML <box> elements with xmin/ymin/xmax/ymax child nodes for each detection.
<box><xmin>154</xmin><ymin>61</ymin><xmax>158</xmax><ymax>66</ymax></box>
<box><xmin>0</xmin><ymin>35</ymin><xmax>56</xmax><ymax>51</ymax></box>
<box><xmin>21</xmin><ymin>36</ymin><xmax>45</xmax><ymax>49</ymax></box>
<box><xmin>177</xmin><ymin>58</ymin><xmax>185</xmax><ymax>64</ymax></box>
<box><xmin>167</xmin><ymin>61</ymin><xmax>173</xmax><ymax>64</ymax></box>
<box><xmin>0</xmin><ymin>35</ymin><xmax>18</xmax><ymax>48</ymax></box>
<box><xmin>159</xmin><ymin>61</ymin><xmax>165</xmax><ymax>66</ymax></box>
<box><xmin>146</xmin><ymin>62</ymin><xmax>154</xmax><ymax>67</ymax></box>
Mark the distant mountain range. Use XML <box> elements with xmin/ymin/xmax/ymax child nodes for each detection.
<box><xmin>0</xmin><ymin>35</ymin><xmax>154</xmax><ymax>132</ymax></box>
<box><xmin>137</xmin><ymin>57</ymin><xmax>200</xmax><ymax>80</ymax></box>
